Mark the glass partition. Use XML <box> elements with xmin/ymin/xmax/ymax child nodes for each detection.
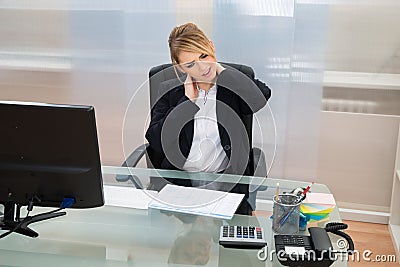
<box><xmin>0</xmin><ymin>0</ymin><xmax>327</xmax><ymax>183</ymax></box>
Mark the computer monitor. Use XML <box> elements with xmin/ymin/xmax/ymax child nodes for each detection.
<box><xmin>0</xmin><ymin>101</ymin><xmax>104</xmax><ymax>237</ymax></box>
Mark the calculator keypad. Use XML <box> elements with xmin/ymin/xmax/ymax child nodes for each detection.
<box><xmin>219</xmin><ymin>225</ymin><xmax>267</xmax><ymax>249</ymax></box>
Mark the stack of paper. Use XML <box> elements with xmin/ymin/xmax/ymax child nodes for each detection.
<box><xmin>149</xmin><ymin>184</ymin><xmax>244</xmax><ymax>220</ymax></box>
<box><xmin>300</xmin><ymin>193</ymin><xmax>336</xmax><ymax>221</ymax></box>
<box><xmin>103</xmin><ymin>185</ymin><xmax>158</xmax><ymax>209</ymax></box>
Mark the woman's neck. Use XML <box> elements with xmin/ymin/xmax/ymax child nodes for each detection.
<box><xmin>197</xmin><ymin>82</ymin><xmax>213</xmax><ymax>92</ymax></box>
<box><xmin>197</xmin><ymin>75</ymin><xmax>217</xmax><ymax>92</ymax></box>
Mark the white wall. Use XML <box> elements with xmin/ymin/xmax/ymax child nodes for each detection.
<box><xmin>318</xmin><ymin>111</ymin><xmax>400</xmax><ymax>211</ymax></box>
<box><xmin>325</xmin><ymin>1</ymin><xmax>400</xmax><ymax>74</ymax></box>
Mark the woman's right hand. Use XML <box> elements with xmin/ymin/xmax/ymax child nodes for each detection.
<box><xmin>184</xmin><ymin>75</ymin><xmax>198</xmax><ymax>102</ymax></box>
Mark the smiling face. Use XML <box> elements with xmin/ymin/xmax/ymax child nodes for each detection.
<box><xmin>177</xmin><ymin>51</ymin><xmax>217</xmax><ymax>83</ymax></box>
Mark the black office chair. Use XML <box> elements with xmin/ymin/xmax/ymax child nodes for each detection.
<box><xmin>116</xmin><ymin>63</ymin><xmax>268</xmax><ymax>210</ymax></box>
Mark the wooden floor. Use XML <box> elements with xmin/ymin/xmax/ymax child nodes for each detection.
<box><xmin>343</xmin><ymin>220</ymin><xmax>399</xmax><ymax>266</ymax></box>
<box><xmin>253</xmin><ymin>211</ymin><xmax>399</xmax><ymax>266</ymax></box>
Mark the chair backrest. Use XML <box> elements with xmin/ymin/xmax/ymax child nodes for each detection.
<box><xmin>147</xmin><ymin>62</ymin><xmax>255</xmax><ymax>174</ymax></box>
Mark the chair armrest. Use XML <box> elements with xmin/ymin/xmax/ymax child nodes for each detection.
<box><xmin>253</xmin><ymin>147</ymin><xmax>267</xmax><ymax>177</ymax></box>
<box><xmin>122</xmin><ymin>143</ymin><xmax>150</xmax><ymax>168</ymax></box>
<box><xmin>115</xmin><ymin>143</ymin><xmax>149</xmax><ymax>189</ymax></box>
<box><xmin>248</xmin><ymin>147</ymin><xmax>268</xmax><ymax>210</ymax></box>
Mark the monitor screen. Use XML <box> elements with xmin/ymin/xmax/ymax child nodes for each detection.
<box><xmin>0</xmin><ymin>101</ymin><xmax>104</xmax><ymax>209</ymax></box>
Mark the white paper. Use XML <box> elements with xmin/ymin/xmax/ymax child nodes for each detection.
<box><xmin>103</xmin><ymin>185</ymin><xmax>158</xmax><ymax>210</ymax></box>
<box><xmin>148</xmin><ymin>184</ymin><xmax>244</xmax><ymax>220</ymax></box>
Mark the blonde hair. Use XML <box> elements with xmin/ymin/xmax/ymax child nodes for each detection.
<box><xmin>168</xmin><ymin>22</ymin><xmax>215</xmax><ymax>64</ymax></box>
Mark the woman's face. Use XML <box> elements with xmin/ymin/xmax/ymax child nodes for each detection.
<box><xmin>177</xmin><ymin>51</ymin><xmax>217</xmax><ymax>83</ymax></box>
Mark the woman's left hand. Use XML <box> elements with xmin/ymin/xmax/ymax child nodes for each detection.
<box><xmin>184</xmin><ymin>74</ymin><xmax>199</xmax><ymax>102</ymax></box>
<box><xmin>215</xmin><ymin>62</ymin><xmax>225</xmax><ymax>75</ymax></box>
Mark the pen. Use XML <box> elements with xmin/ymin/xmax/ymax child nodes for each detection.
<box><xmin>301</xmin><ymin>182</ymin><xmax>314</xmax><ymax>196</ymax></box>
<box><xmin>298</xmin><ymin>181</ymin><xmax>314</xmax><ymax>202</ymax></box>
<box><xmin>272</xmin><ymin>183</ymin><xmax>279</xmax><ymax>223</ymax></box>
<box><xmin>278</xmin><ymin>200</ymin><xmax>299</xmax><ymax>227</ymax></box>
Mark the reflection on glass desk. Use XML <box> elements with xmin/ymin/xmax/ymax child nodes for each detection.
<box><xmin>0</xmin><ymin>167</ymin><xmax>348</xmax><ymax>267</ymax></box>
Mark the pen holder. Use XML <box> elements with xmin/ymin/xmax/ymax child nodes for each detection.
<box><xmin>272</xmin><ymin>194</ymin><xmax>301</xmax><ymax>234</ymax></box>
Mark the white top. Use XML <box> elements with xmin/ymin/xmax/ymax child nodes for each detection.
<box><xmin>182</xmin><ymin>85</ymin><xmax>229</xmax><ymax>173</ymax></box>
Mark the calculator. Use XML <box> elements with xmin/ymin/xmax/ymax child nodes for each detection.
<box><xmin>219</xmin><ymin>225</ymin><xmax>268</xmax><ymax>249</ymax></box>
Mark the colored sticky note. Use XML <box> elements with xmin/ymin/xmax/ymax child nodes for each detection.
<box><xmin>303</xmin><ymin>193</ymin><xmax>336</xmax><ymax>206</ymax></box>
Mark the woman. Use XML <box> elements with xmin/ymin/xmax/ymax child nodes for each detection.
<box><xmin>146</xmin><ymin>22</ymin><xmax>271</xmax><ymax>215</ymax></box>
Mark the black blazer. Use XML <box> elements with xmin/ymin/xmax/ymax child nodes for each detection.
<box><xmin>145</xmin><ymin>67</ymin><xmax>271</xmax><ymax>176</ymax></box>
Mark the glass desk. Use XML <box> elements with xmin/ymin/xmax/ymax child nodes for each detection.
<box><xmin>0</xmin><ymin>167</ymin><xmax>348</xmax><ymax>267</ymax></box>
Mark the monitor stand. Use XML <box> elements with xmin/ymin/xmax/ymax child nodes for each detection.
<box><xmin>0</xmin><ymin>202</ymin><xmax>66</xmax><ymax>238</ymax></box>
